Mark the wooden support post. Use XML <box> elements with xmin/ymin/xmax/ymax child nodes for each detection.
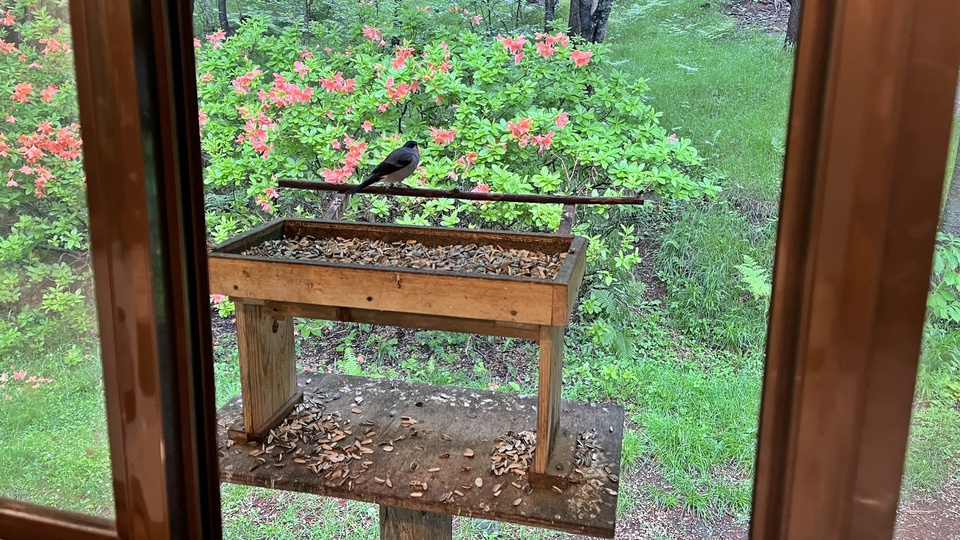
<box><xmin>232</xmin><ymin>300</ymin><xmax>301</xmax><ymax>442</ymax></box>
<box><xmin>379</xmin><ymin>505</ymin><xmax>452</xmax><ymax>540</ymax></box>
<box><xmin>322</xmin><ymin>193</ymin><xmax>350</xmax><ymax>221</ymax></box>
<box><xmin>534</xmin><ymin>325</ymin><xmax>564</xmax><ymax>475</ymax></box>
<box><xmin>558</xmin><ymin>204</ymin><xmax>577</xmax><ymax>236</ymax></box>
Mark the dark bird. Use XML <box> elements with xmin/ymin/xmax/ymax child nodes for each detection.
<box><xmin>346</xmin><ymin>141</ymin><xmax>420</xmax><ymax>195</ymax></box>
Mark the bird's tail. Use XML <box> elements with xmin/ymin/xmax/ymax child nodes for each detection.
<box><xmin>346</xmin><ymin>175</ymin><xmax>379</xmax><ymax>195</ymax></box>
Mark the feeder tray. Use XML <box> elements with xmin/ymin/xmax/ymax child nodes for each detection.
<box><xmin>208</xmin><ymin>218</ymin><xmax>588</xmax><ymax>477</ymax></box>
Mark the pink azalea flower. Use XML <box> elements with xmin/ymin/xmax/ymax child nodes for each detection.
<box><xmin>497</xmin><ymin>34</ymin><xmax>526</xmax><ymax>55</ymax></box>
<box><xmin>362</xmin><ymin>121</ymin><xmax>373</xmax><ymax>132</ymax></box>
<box><xmin>1</xmin><ymin>10</ymin><xmax>15</xmax><ymax>26</ymax></box>
<box><xmin>392</xmin><ymin>45</ymin><xmax>415</xmax><ymax>69</ymax></box>
<box><xmin>667</xmin><ymin>133</ymin><xmax>679</xmax><ymax>144</ymax></box>
<box><xmin>363</xmin><ymin>26</ymin><xmax>382</xmax><ymax>42</ymax></box>
<box><xmin>471</xmin><ymin>183</ymin><xmax>491</xmax><ymax>205</ymax></box>
<box><xmin>430</xmin><ymin>126</ymin><xmax>457</xmax><ymax>146</ymax></box>
<box><xmin>514</xmin><ymin>52</ymin><xmax>525</xmax><ymax>65</ymax></box>
<box><xmin>471</xmin><ymin>15</ymin><xmax>482</xmax><ymax>25</ymax></box>
<box><xmin>5</xmin><ymin>115</ymin><xmax>15</xmax><ymax>123</ymax></box>
<box><xmin>532</xmin><ymin>130</ymin><xmax>555</xmax><ymax>153</ymax></box>
<box><xmin>210</xmin><ymin>294</ymin><xmax>227</xmax><ymax>304</ymax></box>
<box><xmin>457</xmin><ymin>152</ymin><xmax>478</xmax><ymax>166</ymax></box>
<box><xmin>294</xmin><ymin>60</ymin><xmax>310</xmax><ymax>78</ymax></box>
<box><xmin>231</xmin><ymin>68</ymin><xmax>262</xmax><ymax>95</ymax></box>
<box><xmin>11</xmin><ymin>82</ymin><xmax>32</xmax><ymax>103</ymax></box>
<box><xmin>377</xmin><ymin>103</ymin><xmax>389</xmax><ymax>113</ymax></box>
<box><xmin>6</xmin><ymin>179</ymin><xmax>18</xmax><ymax>187</ymax></box>
<box><xmin>536</xmin><ymin>41</ymin><xmax>556</xmax><ymax>58</ymax></box>
<box><xmin>12</xmin><ymin>370</ymin><xmax>26</xmax><ymax>381</ymax></box>
<box><xmin>555</xmin><ymin>111</ymin><xmax>569</xmax><ymax>129</ymax></box>
<box><xmin>570</xmin><ymin>49</ymin><xmax>592</xmax><ymax>67</ymax></box>
<box><xmin>331</xmin><ymin>139</ymin><xmax>342</xmax><ymax>150</ymax></box>
<box><xmin>193</xmin><ymin>37</ymin><xmax>201</xmax><ymax>48</ymax></box>
<box><xmin>206</xmin><ymin>30</ymin><xmax>226</xmax><ymax>44</ymax></box>
<box><xmin>265</xmin><ymin>187</ymin><xmax>279</xmax><ymax>199</ymax></box>
<box><xmin>507</xmin><ymin>117</ymin><xmax>532</xmax><ymax>138</ymax></box>
<box><xmin>319</xmin><ymin>72</ymin><xmax>356</xmax><ymax>94</ymax></box>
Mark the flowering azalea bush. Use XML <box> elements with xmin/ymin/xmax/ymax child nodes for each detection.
<box><xmin>196</xmin><ymin>16</ymin><xmax>717</xmax><ymax>250</ymax></box>
<box><xmin>2</xmin><ymin>0</ymin><xmax>718</xmax><ymax>356</ymax></box>
<box><xmin>0</xmin><ymin>0</ymin><xmax>94</xmax><ymax>357</ymax></box>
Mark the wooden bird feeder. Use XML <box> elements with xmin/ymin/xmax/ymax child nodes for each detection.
<box><xmin>209</xmin><ymin>188</ymin><xmax>632</xmax><ymax>538</ymax></box>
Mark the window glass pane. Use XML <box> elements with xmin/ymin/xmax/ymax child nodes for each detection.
<box><xmin>894</xmin><ymin>93</ymin><xmax>960</xmax><ymax>540</ymax></box>
<box><xmin>0</xmin><ymin>0</ymin><xmax>114</xmax><ymax>518</ymax></box>
<box><xmin>194</xmin><ymin>0</ymin><xmax>797</xmax><ymax>537</ymax></box>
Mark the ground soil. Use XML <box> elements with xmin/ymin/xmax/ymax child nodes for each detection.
<box><xmin>895</xmin><ymin>483</ymin><xmax>960</xmax><ymax>540</ymax></box>
<box><xmin>725</xmin><ymin>0</ymin><xmax>790</xmax><ymax>35</ymax></box>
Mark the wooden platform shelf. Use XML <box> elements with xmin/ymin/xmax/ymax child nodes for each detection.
<box><xmin>208</xmin><ymin>218</ymin><xmax>588</xmax><ymax>476</ymax></box>
<box><xmin>216</xmin><ymin>373</ymin><xmax>624</xmax><ymax>538</ymax></box>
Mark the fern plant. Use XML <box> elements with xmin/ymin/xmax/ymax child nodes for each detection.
<box><xmin>735</xmin><ymin>254</ymin><xmax>771</xmax><ymax>303</ymax></box>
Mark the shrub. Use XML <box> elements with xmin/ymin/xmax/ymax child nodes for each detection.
<box><xmin>0</xmin><ymin>0</ymin><xmax>95</xmax><ymax>357</ymax></box>
<box><xmin>195</xmin><ymin>17</ymin><xmax>718</xmax><ymax>273</ymax></box>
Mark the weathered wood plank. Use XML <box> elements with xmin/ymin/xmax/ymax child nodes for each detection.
<box><xmin>321</xmin><ymin>193</ymin><xmax>351</xmax><ymax>221</ymax></box>
<box><xmin>552</xmin><ymin>237</ymin><xmax>588</xmax><ymax>325</ymax></box>
<box><xmin>534</xmin><ymin>326</ymin><xmax>564</xmax><ymax>475</ymax></box>
<box><xmin>217</xmin><ymin>373</ymin><xmax>624</xmax><ymax>538</ymax></box>
<box><xmin>558</xmin><ymin>204</ymin><xmax>577</xmax><ymax>236</ymax></box>
<box><xmin>210</xmin><ymin>257</ymin><xmax>560</xmax><ymax>326</ymax></box>
<box><xmin>209</xmin><ymin>219</ymin><xmax>284</xmax><ymax>254</ymax></box>
<box><xmin>282</xmin><ymin>219</ymin><xmax>574</xmax><ymax>253</ymax></box>
<box><xmin>261</xmin><ymin>302</ymin><xmax>541</xmax><ymax>341</ymax></box>
<box><xmin>235</xmin><ymin>300</ymin><xmax>299</xmax><ymax>439</ymax></box>
<box><xmin>380</xmin><ymin>506</ymin><xmax>452</xmax><ymax>540</ymax></box>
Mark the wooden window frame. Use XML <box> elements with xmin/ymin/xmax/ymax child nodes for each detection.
<box><xmin>0</xmin><ymin>0</ymin><xmax>220</xmax><ymax>538</ymax></box>
<box><xmin>1</xmin><ymin>0</ymin><xmax>958</xmax><ymax>538</ymax></box>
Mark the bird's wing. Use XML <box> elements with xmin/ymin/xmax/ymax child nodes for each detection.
<box><xmin>367</xmin><ymin>148</ymin><xmax>417</xmax><ymax>180</ymax></box>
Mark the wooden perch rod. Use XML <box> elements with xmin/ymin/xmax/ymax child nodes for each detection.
<box><xmin>276</xmin><ymin>180</ymin><xmax>647</xmax><ymax>205</ymax></box>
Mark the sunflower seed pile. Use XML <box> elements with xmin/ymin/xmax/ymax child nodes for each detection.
<box><xmin>490</xmin><ymin>430</ymin><xmax>536</xmax><ymax>477</ymax></box>
<box><xmin>245</xmin><ymin>392</ymin><xmax>377</xmax><ymax>492</ymax></box>
<box><xmin>575</xmin><ymin>428</ymin><xmax>602</xmax><ymax>468</ymax></box>
<box><xmin>242</xmin><ymin>236</ymin><xmax>567</xmax><ymax>279</ymax></box>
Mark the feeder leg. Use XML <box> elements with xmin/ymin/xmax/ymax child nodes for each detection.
<box><xmin>380</xmin><ymin>505</ymin><xmax>452</xmax><ymax>540</ymax></box>
<box><xmin>534</xmin><ymin>325</ymin><xmax>564</xmax><ymax>475</ymax></box>
<box><xmin>234</xmin><ymin>300</ymin><xmax>300</xmax><ymax>441</ymax></box>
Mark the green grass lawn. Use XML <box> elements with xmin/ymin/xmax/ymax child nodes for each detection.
<box><xmin>0</xmin><ymin>352</ymin><xmax>113</xmax><ymax>517</ymax></box>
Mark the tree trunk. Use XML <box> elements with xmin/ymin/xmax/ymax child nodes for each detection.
<box><xmin>569</xmin><ymin>0</ymin><xmax>613</xmax><ymax>43</ymax></box>
<box><xmin>217</xmin><ymin>0</ymin><xmax>231</xmax><ymax>35</ymax></box>
<box><xmin>568</xmin><ymin>0</ymin><xmax>581</xmax><ymax>36</ymax></box>
<box><xmin>545</xmin><ymin>0</ymin><xmax>556</xmax><ymax>31</ymax></box>
<box><xmin>940</xmin><ymin>93</ymin><xmax>960</xmax><ymax>236</ymax></box>
<box><xmin>785</xmin><ymin>0</ymin><xmax>801</xmax><ymax>47</ymax></box>
<box><xmin>941</xmin><ymin>135</ymin><xmax>960</xmax><ymax>236</ymax></box>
